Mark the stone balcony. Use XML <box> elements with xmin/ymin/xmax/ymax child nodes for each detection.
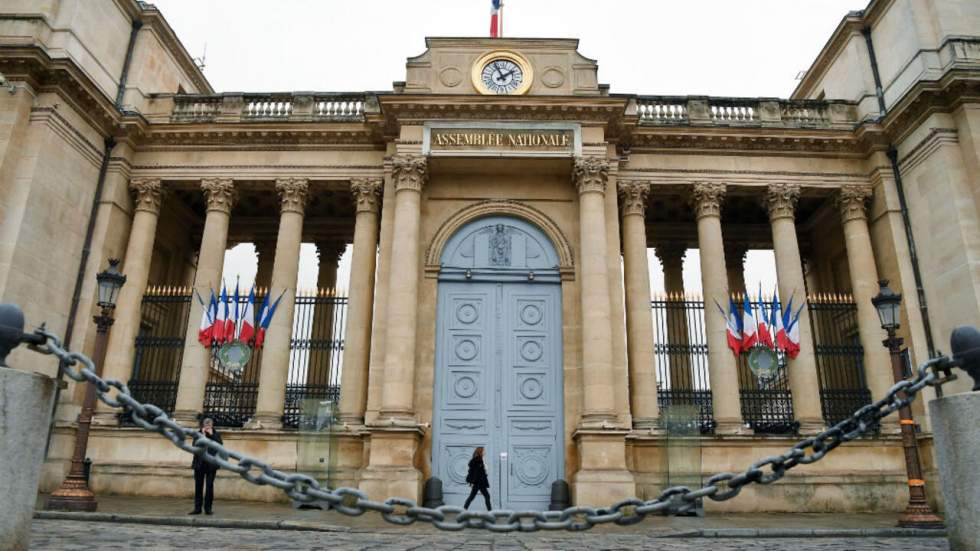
<box><xmin>633</xmin><ymin>96</ymin><xmax>860</xmax><ymax>129</ymax></box>
<box><xmin>154</xmin><ymin>92</ymin><xmax>373</xmax><ymax>123</ymax></box>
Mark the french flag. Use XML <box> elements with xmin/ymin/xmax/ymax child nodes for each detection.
<box><xmin>775</xmin><ymin>295</ymin><xmax>792</xmax><ymax>353</ymax></box>
<box><xmin>254</xmin><ymin>290</ymin><xmax>285</xmax><ymax>349</ymax></box>
<box><xmin>725</xmin><ymin>297</ymin><xmax>742</xmax><ymax>356</ymax></box>
<box><xmin>238</xmin><ymin>286</ymin><xmax>256</xmax><ymax>344</ymax></box>
<box><xmin>490</xmin><ymin>0</ymin><xmax>502</xmax><ymax>38</ymax></box>
<box><xmin>784</xmin><ymin>301</ymin><xmax>806</xmax><ymax>359</ymax></box>
<box><xmin>197</xmin><ymin>290</ymin><xmax>217</xmax><ymax>346</ymax></box>
<box><xmin>756</xmin><ymin>285</ymin><xmax>773</xmax><ymax>349</ymax></box>
<box><xmin>741</xmin><ymin>292</ymin><xmax>758</xmax><ymax>350</ymax></box>
<box><xmin>225</xmin><ymin>281</ymin><xmax>239</xmax><ymax>344</ymax></box>
<box><xmin>212</xmin><ymin>286</ymin><xmax>228</xmax><ymax>343</ymax></box>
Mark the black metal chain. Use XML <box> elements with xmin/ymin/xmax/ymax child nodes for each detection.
<box><xmin>28</xmin><ymin>327</ymin><xmax>953</xmax><ymax>532</ymax></box>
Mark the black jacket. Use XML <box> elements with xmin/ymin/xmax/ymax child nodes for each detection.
<box><xmin>465</xmin><ymin>456</ymin><xmax>490</xmax><ymax>490</ymax></box>
<box><xmin>191</xmin><ymin>430</ymin><xmax>223</xmax><ymax>473</ymax></box>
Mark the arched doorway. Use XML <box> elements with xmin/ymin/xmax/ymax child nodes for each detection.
<box><xmin>432</xmin><ymin>215</ymin><xmax>564</xmax><ymax>510</ymax></box>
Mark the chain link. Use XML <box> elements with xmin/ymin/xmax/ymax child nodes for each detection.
<box><xmin>28</xmin><ymin>328</ymin><xmax>951</xmax><ymax>533</ymax></box>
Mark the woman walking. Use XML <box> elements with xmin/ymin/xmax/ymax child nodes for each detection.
<box><xmin>189</xmin><ymin>417</ymin><xmax>222</xmax><ymax>515</ymax></box>
<box><xmin>464</xmin><ymin>446</ymin><xmax>493</xmax><ymax>510</ymax></box>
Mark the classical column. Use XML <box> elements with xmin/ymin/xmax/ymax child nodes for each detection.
<box><xmin>307</xmin><ymin>240</ymin><xmax>345</xmax><ymax>386</ymax></box>
<box><xmin>254</xmin><ymin>240</ymin><xmax>276</xmax><ymax>289</ymax></box>
<box><xmin>724</xmin><ymin>242</ymin><xmax>748</xmax><ymax>296</ymax></box>
<box><xmin>379</xmin><ymin>156</ymin><xmax>427</xmax><ymax>421</ymax></box>
<box><xmin>574</xmin><ymin>157</ymin><xmax>617</xmax><ymax>425</ymax></box>
<box><xmin>654</xmin><ymin>243</ymin><xmax>694</xmax><ymax>390</ymax></box>
<box><xmin>94</xmin><ymin>178</ymin><xmax>165</xmax><ymax>425</ymax></box>
<box><xmin>691</xmin><ymin>183</ymin><xmax>743</xmax><ymax>434</ymax></box>
<box><xmin>338</xmin><ymin>178</ymin><xmax>382</xmax><ymax>425</ymax></box>
<box><xmin>618</xmin><ymin>181</ymin><xmax>659</xmax><ymax>429</ymax></box>
<box><xmin>172</xmin><ymin>178</ymin><xmax>236</xmax><ymax>424</ymax></box>
<box><xmin>249</xmin><ymin>178</ymin><xmax>309</xmax><ymax>429</ymax></box>
<box><xmin>837</xmin><ymin>184</ymin><xmax>895</xmax><ymax>423</ymax></box>
<box><xmin>766</xmin><ymin>183</ymin><xmax>823</xmax><ymax>432</ymax></box>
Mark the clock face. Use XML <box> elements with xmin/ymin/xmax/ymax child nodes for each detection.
<box><xmin>480</xmin><ymin>59</ymin><xmax>524</xmax><ymax>94</ymax></box>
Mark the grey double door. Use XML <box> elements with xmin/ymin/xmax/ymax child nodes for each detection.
<box><xmin>432</xmin><ymin>280</ymin><xmax>563</xmax><ymax>510</ymax></box>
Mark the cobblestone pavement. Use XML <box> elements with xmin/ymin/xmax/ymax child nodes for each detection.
<box><xmin>30</xmin><ymin>520</ymin><xmax>949</xmax><ymax>550</ymax></box>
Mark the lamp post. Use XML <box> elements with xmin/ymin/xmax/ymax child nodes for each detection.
<box><xmin>871</xmin><ymin>279</ymin><xmax>943</xmax><ymax>529</ymax></box>
<box><xmin>46</xmin><ymin>259</ymin><xmax>126</xmax><ymax>511</ymax></box>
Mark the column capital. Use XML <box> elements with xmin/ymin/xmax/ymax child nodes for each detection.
<box><xmin>573</xmin><ymin>156</ymin><xmax>610</xmax><ymax>195</ymax></box>
<box><xmin>129</xmin><ymin>178</ymin><xmax>165</xmax><ymax>214</ymax></box>
<box><xmin>765</xmin><ymin>183</ymin><xmax>801</xmax><ymax>221</ymax></box>
<box><xmin>351</xmin><ymin>178</ymin><xmax>383</xmax><ymax>213</ymax></box>
<box><xmin>653</xmin><ymin>242</ymin><xmax>686</xmax><ymax>270</ymax></box>
<box><xmin>724</xmin><ymin>242</ymin><xmax>749</xmax><ymax>263</ymax></box>
<box><xmin>837</xmin><ymin>184</ymin><xmax>872</xmax><ymax>223</ymax></box>
<box><xmin>275</xmin><ymin>177</ymin><xmax>310</xmax><ymax>214</ymax></box>
<box><xmin>200</xmin><ymin>178</ymin><xmax>236</xmax><ymax>214</ymax></box>
<box><xmin>617</xmin><ymin>180</ymin><xmax>650</xmax><ymax>217</ymax></box>
<box><xmin>690</xmin><ymin>182</ymin><xmax>726</xmax><ymax>219</ymax></box>
<box><xmin>391</xmin><ymin>155</ymin><xmax>428</xmax><ymax>192</ymax></box>
<box><xmin>316</xmin><ymin>240</ymin><xmax>346</xmax><ymax>264</ymax></box>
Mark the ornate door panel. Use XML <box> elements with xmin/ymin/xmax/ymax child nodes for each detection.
<box><xmin>433</xmin><ymin>215</ymin><xmax>564</xmax><ymax>510</ymax></box>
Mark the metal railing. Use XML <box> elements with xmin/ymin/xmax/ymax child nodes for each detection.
<box><xmin>808</xmin><ymin>293</ymin><xmax>872</xmax><ymax>427</ymax></box>
<box><xmin>128</xmin><ymin>286</ymin><xmax>347</xmax><ymax>428</ymax></box>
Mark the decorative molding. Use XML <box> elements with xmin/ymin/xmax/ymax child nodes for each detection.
<box><xmin>425</xmin><ymin>200</ymin><xmax>575</xmax><ymax>276</ymax></box>
<box><xmin>617</xmin><ymin>181</ymin><xmax>650</xmax><ymax>217</ymax></box>
<box><xmin>350</xmin><ymin>178</ymin><xmax>383</xmax><ymax>213</ymax></box>
<box><xmin>765</xmin><ymin>183</ymin><xmax>801</xmax><ymax>221</ymax></box>
<box><xmin>837</xmin><ymin>184</ymin><xmax>872</xmax><ymax>224</ymax></box>
<box><xmin>200</xmin><ymin>178</ymin><xmax>236</xmax><ymax>214</ymax></box>
<box><xmin>129</xmin><ymin>178</ymin><xmax>165</xmax><ymax>214</ymax></box>
<box><xmin>572</xmin><ymin>156</ymin><xmax>610</xmax><ymax>195</ymax></box>
<box><xmin>275</xmin><ymin>178</ymin><xmax>310</xmax><ymax>214</ymax></box>
<box><xmin>690</xmin><ymin>182</ymin><xmax>726</xmax><ymax>220</ymax></box>
<box><xmin>390</xmin><ymin>155</ymin><xmax>428</xmax><ymax>192</ymax></box>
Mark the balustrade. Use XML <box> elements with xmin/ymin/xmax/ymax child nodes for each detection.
<box><xmin>243</xmin><ymin>95</ymin><xmax>293</xmax><ymax>119</ymax></box>
<box><xmin>170</xmin><ymin>93</ymin><xmax>368</xmax><ymax>123</ymax></box>
<box><xmin>637</xmin><ymin>98</ymin><xmax>688</xmax><ymax>123</ymax></box>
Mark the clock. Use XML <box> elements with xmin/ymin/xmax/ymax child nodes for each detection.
<box><xmin>471</xmin><ymin>50</ymin><xmax>533</xmax><ymax>95</ymax></box>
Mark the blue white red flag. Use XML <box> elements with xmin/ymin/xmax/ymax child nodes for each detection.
<box><xmin>254</xmin><ymin>290</ymin><xmax>286</xmax><ymax>349</ymax></box>
<box><xmin>490</xmin><ymin>0</ymin><xmax>502</xmax><ymax>38</ymax></box>
<box><xmin>784</xmin><ymin>301</ymin><xmax>806</xmax><ymax>359</ymax></box>
<box><xmin>238</xmin><ymin>285</ymin><xmax>256</xmax><ymax>343</ymax></box>
<box><xmin>776</xmin><ymin>295</ymin><xmax>792</xmax><ymax>353</ymax></box>
<box><xmin>757</xmin><ymin>284</ymin><xmax>773</xmax><ymax>349</ymax></box>
<box><xmin>768</xmin><ymin>291</ymin><xmax>781</xmax><ymax>351</ymax></box>
<box><xmin>197</xmin><ymin>289</ymin><xmax>216</xmax><ymax>346</ymax></box>
<box><xmin>741</xmin><ymin>293</ymin><xmax>758</xmax><ymax>350</ymax></box>
<box><xmin>213</xmin><ymin>285</ymin><xmax>228</xmax><ymax>343</ymax></box>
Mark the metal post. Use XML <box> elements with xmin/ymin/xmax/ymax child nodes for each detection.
<box><xmin>883</xmin><ymin>330</ymin><xmax>944</xmax><ymax>528</ymax></box>
<box><xmin>45</xmin><ymin>307</ymin><xmax>114</xmax><ymax>511</ymax></box>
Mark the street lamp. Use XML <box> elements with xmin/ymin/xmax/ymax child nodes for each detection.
<box><xmin>46</xmin><ymin>259</ymin><xmax>126</xmax><ymax>511</ymax></box>
<box><xmin>871</xmin><ymin>279</ymin><xmax>944</xmax><ymax>529</ymax></box>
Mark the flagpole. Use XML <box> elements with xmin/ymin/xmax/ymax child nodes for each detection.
<box><xmin>499</xmin><ymin>0</ymin><xmax>503</xmax><ymax>37</ymax></box>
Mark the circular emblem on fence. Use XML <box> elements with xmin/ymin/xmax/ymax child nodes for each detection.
<box><xmin>747</xmin><ymin>345</ymin><xmax>779</xmax><ymax>380</ymax></box>
<box><xmin>217</xmin><ymin>341</ymin><xmax>251</xmax><ymax>372</ymax></box>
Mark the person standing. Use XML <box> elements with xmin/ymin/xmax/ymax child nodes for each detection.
<box><xmin>189</xmin><ymin>417</ymin><xmax>222</xmax><ymax>515</ymax></box>
<box><xmin>463</xmin><ymin>446</ymin><xmax>492</xmax><ymax>510</ymax></box>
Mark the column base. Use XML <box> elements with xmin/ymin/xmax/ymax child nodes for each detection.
<box><xmin>245</xmin><ymin>413</ymin><xmax>283</xmax><ymax>431</ymax></box>
<box><xmin>578</xmin><ymin>412</ymin><xmax>621</xmax><ymax>430</ymax></box>
<box><xmin>631</xmin><ymin>418</ymin><xmax>665</xmax><ymax>435</ymax></box>
<box><xmin>359</xmin><ymin>426</ymin><xmax>424</xmax><ymax>502</ymax></box>
<box><xmin>90</xmin><ymin>411</ymin><xmax>119</xmax><ymax>427</ymax></box>
<box><xmin>572</xmin><ymin>429</ymin><xmax>635</xmax><ymax>507</ymax></box>
<box><xmin>713</xmin><ymin>420</ymin><xmax>752</xmax><ymax>436</ymax></box>
<box><xmin>796</xmin><ymin>419</ymin><xmax>826</xmax><ymax>436</ymax></box>
<box><xmin>171</xmin><ymin>409</ymin><xmax>200</xmax><ymax>427</ymax></box>
<box><xmin>45</xmin><ymin>476</ymin><xmax>97</xmax><ymax>512</ymax></box>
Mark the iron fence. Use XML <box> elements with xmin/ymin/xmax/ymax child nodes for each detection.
<box><xmin>807</xmin><ymin>294</ymin><xmax>872</xmax><ymax>427</ymax></box>
<box><xmin>124</xmin><ymin>287</ymin><xmax>192</xmax><ymax>421</ymax></box>
<box><xmin>651</xmin><ymin>294</ymin><xmax>715</xmax><ymax>434</ymax></box>
<box><xmin>734</xmin><ymin>296</ymin><xmax>797</xmax><ymax>435</ymax></box>
<box><xmin>128</xmin><ymin>287</ymin><xmax>347</xmax><ymax>428</ymax></box>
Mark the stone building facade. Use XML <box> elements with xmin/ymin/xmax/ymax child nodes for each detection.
<box><xmin>1</xmin><ymin>0</ymin><xmax>978</xmax><ymax>512</ymax></box>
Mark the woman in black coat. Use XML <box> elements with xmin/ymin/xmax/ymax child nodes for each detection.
<box><xmin>464</xmin><ymin>446</ymin><xmax>492</xmax><ymax>510</ymax></box>
<box><xmin>189</xmin><ymin>417</ymin><xmax>222</xmax><ymax>515</ymax></box>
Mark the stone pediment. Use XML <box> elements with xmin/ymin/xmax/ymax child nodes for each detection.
<box><xmin>400</xmin><ymin>37</ymin><xmax>601</xmax><ymax>96</ymax></box>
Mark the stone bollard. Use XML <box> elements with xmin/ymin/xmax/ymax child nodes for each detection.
<box><xmin>930</xmin><ymin>391</ymin><xmax>980</xmax><ymax>551</ymax></box>
<box><xmin>0</xmin><ymin>367</ymin><xmax>56</xmax><ymax>551</ymax></box>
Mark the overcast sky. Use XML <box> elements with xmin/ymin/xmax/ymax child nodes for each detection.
<box><xmin>149</xmin><ymin>0</ymin><xmax>868</xmax><ymax>294</ymax></box>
